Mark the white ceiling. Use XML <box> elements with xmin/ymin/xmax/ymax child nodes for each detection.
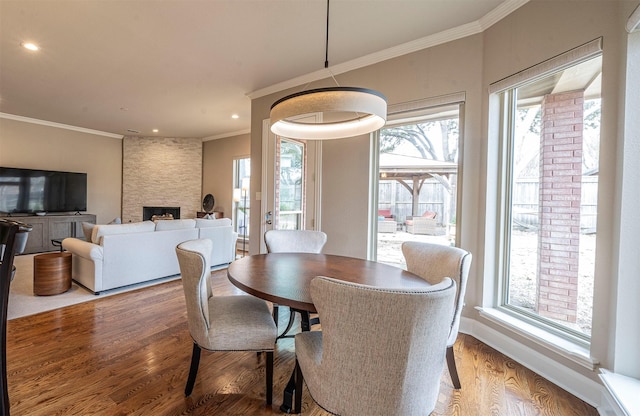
<box><xmin>0</xmin><ymin>0</ymin><xmax>524</xmax><ymax>139</ymax></box>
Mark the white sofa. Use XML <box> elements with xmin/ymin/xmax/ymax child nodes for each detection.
<box><xmin>62</xmin><ymin>218</ymin><xmax>237</xmax><ymax>294</ymax></box>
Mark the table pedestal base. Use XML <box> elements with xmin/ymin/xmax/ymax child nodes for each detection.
<box><xmin>280</xmin><ymin>310</ymin><xmax>310</xmax><ymax>414</ymax></box>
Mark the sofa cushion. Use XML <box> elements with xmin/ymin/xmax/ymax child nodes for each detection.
<box><xmin>155</xmin><ymin>219</ymin><xmax>196</xmax><ymax>231</ymax></box>
<box><xmin>196</xmin><ymin>218</ymin><xmax>232</xmax><ymax>228</ymax></box>
<box><xmin>421</xmin><ymin>211</ymin><xmax>437</xmax><ymax>218</ymax></box>
<box><xmin>91</xmin><ymin>221</ymin><xmax>156</xmax><ymax>244</ymax></box>
<box><xmin>83</xmin><ymin>217</ymin><xmax>121</xmax><ymax>241</ymax></box>
<box><xmin>378</xmin><ymin>209</ymin><xmax>393</xmax><ymax>218</ymax></box>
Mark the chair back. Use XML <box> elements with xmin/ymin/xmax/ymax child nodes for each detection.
<box><xmin>401</xmin><ymin>241</ymin><xmax>472</xmax><ymax>347</ymax></box>
<box><xmin>176</xmin><ymin>239</ymin><xmax>213</xmax><ymax>346</ymax></box>
<box><xmin>264</xmin><ymin>230</ymin><xmax>326</xmax><ymax>253</ymax></box>
<box><xmin>1</xmin><ymin>219</ymin><xmax>32</xmax><ymax>415</ymax></box>
<box><xmin>304</xmin><ymin>276</ymin><xmax>456</xmax><ymax>415</ymax></box>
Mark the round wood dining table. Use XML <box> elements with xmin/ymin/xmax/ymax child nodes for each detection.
<box><xmin>227</xmin><ymin>252</ymin><xmax>433</xmax><ymax>414</ymax></box>
<box><xmin>227</xmin><ymin>252</ymin><xmax>433</xmax><ymax>313</ymax></box>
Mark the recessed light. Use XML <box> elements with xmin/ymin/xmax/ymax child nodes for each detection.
<box><xmin>231</xmin><ymin>114</ymin><xmax>239</xmax><ymax>119</ymax></box>
<box><xmin>152</xmin><ymin>129</ymin><xmax>159</xmax><ymax>133</ymax></box>
<box><xmin>21</xmin><ymin>42</ymin><xmax>39</xmax><ymax>51</ymax></box>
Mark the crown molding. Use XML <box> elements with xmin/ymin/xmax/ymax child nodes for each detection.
<box><xmin>479</xmin><ymin>0</ymin><xmax>529</xmax><ymax>30</ymax></box>
<box><xmin>248</xmin><ymin>0</ymin><xmax>529</xmax><ymax>100</ymax></box>
<box><xmin>0</xmin><ymin>112</ymin><xmax>123</xmax><ymax>139</ymax></box>
<box><xmin>628</xmin><ymin>4</ymin><xmax>640</xmax><ymax>33</ymax></box>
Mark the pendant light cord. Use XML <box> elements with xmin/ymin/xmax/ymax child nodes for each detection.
<box><xmin>324</xmin><ymin>0</ymin><xmax>330</xmax><ymax>68</ymax></box>
<box><xmin>303</xmin><ymin>0</ymin><xmax>339</xmax><ymax>90</ymax></box>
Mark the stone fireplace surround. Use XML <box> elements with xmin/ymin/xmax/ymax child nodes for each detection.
<box><xmin>122</xmin><ymin>136</ymin><xmax>202</xmax><ymax>223</ymax></box>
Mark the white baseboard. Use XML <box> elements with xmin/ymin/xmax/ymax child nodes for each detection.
<box><xmin>459</xmin><ymin>316</ymin><xmax>618</xmax><ymax>415</ymax></box>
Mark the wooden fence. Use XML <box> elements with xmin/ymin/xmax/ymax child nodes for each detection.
<box><xmin>379</xmin><ymin>176</ymin><xmax>598</xmax><ymax>232</ymax></box>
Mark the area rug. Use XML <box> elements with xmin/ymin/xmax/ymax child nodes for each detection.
<box><xmin>7</xmin><ymin>253</ymin><xmax>183</xmax><ymax>320</ymax></box>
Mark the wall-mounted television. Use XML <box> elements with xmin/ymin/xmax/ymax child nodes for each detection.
<box><xmin>0</xmin><ymin>167</ymin><xmax>87</xmax><ymax>214</ymax></box>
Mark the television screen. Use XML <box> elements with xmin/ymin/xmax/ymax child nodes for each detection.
<box><xmin>0</xmin><ymin>167</ymin><xmax>87</xmax><ymax>214</ymax></box>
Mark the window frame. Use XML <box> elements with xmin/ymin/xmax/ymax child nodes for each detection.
<box><xmin>488</xmin><ymin>39</ymin><xmax>603</xmax><ymax>353</ymax></box>
<box><xmin>369</xmin><ymin>92</ymin><xmax>466</xmax><ymax>261</ymax></box>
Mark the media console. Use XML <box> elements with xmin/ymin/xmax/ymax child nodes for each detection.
<box><xmin>0</xmin><ymin>214</ymin><xmax>96</xmax><ymax>254</ymax></box>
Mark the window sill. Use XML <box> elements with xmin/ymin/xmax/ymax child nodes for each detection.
<box><xmin>476</xmin><ymin>307</ymin><xmax>598</xmax><ymax>370</ymax></box>
<box><xmin>600</xmin><ymin>369</ymin><xmax>640</xmax><ymax>416</ymax></box>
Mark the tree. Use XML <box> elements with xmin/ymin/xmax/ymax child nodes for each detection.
<box><xmin>379</xmin><ymin>119</ymin><xmax>459</xmax><ymax>218</ymax></box>
<box><xmin>380</xmin><ymin>119</ymin><xmax>458</xmax><ymax>162</ymax></box>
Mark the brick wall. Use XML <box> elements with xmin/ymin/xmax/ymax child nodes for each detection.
<box><xmin>122</xmin><ymin>136</ymin><xmax>202</xmax><ymax>223</ymax></box>
<box><xmin>536</xmin><ymin>91</ymin><xmax>584</xmax><ymax>323</ymax></box>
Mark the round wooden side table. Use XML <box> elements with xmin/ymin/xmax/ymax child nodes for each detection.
<box><xmin>33</xmin><ymin>252</ymin><xmax>72</xmax><ymax>296</ymax></box>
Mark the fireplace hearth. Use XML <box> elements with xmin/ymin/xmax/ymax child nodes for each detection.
<box><xmin>143</xmin><ymin>206</ymin><xmax>180</xmax><ymax>221</ymax></box>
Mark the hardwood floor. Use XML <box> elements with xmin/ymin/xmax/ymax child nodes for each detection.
<box><xmin>5</xmin><ymin>269</ymin><xmax>598</xmax><ymax>415</ymax></box>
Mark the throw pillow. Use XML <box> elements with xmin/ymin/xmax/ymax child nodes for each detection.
<box><xmin>81</xmin><ymin>222</ymin><xmax>95</xmax><ymax>241</ymax></box>
<box><xmin>109</xmin><ymin>217</ymin><xmax>122</xmax><ymax>224</ymax></box>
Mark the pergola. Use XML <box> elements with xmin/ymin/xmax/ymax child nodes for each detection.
<box><xmin>379</xmin><ymin>153</ymin><xmax>457</xmax><ymax>218</ymax></box>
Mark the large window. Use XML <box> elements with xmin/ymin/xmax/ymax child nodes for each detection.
<box><xmin>233</xmin><ymin>157</ymin><xmax>250</xmax><ymax>246</ymax></box>
<box><xmin>494</xmin><ymin>51</ymin><xmax>601</xmax><ymax>343</ymax></box>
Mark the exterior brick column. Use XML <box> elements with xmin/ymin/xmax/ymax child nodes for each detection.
<box><xmin>536</xmin><ymin>91</ymin><xmax>584</xmax><ymax>323</ymax></box>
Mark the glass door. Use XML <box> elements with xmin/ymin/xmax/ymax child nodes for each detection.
<box><xmin>275</xmin><ymin>138</ymin><xmax>305</xmax><ymax>229</ymax></box>
<box><xmin>261</xmin><ymin>118</ymin><xmax>320</xmax><ymax>253</ymax></box>
<box><xmin>375</xmin><ymin>104</ymin><xmax>462</xmax><ymax>268</ymax></box>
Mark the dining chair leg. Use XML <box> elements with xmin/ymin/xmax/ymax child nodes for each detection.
<box><xmin>294</xmin><ymin>359</ymin><xmax>303</xmax><ymax>414</ymax></box>
<box><xmin>266</xmin><ymin>351</ymin><xmax>274</xmax><ymax>405</ymax></box>
<box><xmin>446</xmin><ymin>345</ymin><xmax>461</xmax><ymax>389</ymax></box>
<box><xmin>185</xmin><ymin>343</ymin><xmax>202</xmax><ymax>396</ymax></box>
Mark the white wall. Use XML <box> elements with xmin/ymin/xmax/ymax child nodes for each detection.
<box><xmin>249</xmin><ymin>0</ymin><xmax>636</xmax><ymax>408</ymax></box>
<box><xmin>0</xmin><ymin>117</ymin><xmax>122</xmax><ymax>223</ymax></box>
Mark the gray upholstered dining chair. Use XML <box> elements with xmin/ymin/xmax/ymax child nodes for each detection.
<box><xmin>264</xmin><ymin>230</ymin><xmax>327</xmax><ymax>255</ymax></box>
<box><xmin>294</xmin><ymin>276</ymin><xmax>457</xmax><ymax>416</ymax></box>
<box><xmin>263</xmin><ymin>229</ymin><xmax>327</xmax><ymax>334</ymax></box>
<box><xmin>176</xmin><ymin>239</ymin><xmax>277</xmax><ymax>404</ymax></box>
<box><xmin>1</xmin><ymin>219</ymin><xmax>31</xmax><ymax>414</ymax></box>
<box><xmin>401</xmin><ymin>241</ymin><xmax>472</xmax><ymax>389</ymax></box>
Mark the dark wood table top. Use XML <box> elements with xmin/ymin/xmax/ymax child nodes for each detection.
<box><xmin>227</xmin><ymin>253</ymin><xmax>432</xmax><ymax>313</ymax></box>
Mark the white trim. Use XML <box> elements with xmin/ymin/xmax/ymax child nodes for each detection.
<box><xmin>202</xmin><ymin>129</ymin><xmax>251</xmax><ymax>141</ymax></box>
<box><xmin>478</xmin><ymin>0</ymin><xmax>530</xmax><ymax>30</ymax></box>
<box><xmin>476</xmin><ymin>307</ymin><xmax>598</xmax><ymax>369</ymax></box>
<box><xmin>600</xmin><ymin>369</ymin><xmax>640</xmax><ymax>416</ymax></box>
<box><xmin>488</xmin><ymin>38</ymin><xmax>603</xmax><ymax>94</ymax></box>
<box><xmin>459</xmin><ymin>316</ymin><xmax>610</xmax><ymax>413</ymax></box>
<box><xmin>627</xmin><ymin>4</ymin><xmax>640</xmax><ymax>33</ymax></box>
<box><xmin>260</xmin><ymin>119</ymin><xmax>271</xmax><ymax>254</ymax></box>
<box><xmin>248</xmin><ymin>1</ymin><xmax>528</xmax><ymax>100</ymax></box>
<box><xmin>0</xmin><ymin>112</ymin><xmax>123</xmax><ymax>139</ymax></box>
<box><xmin>313</xmin><ymin>141</ymin><xmax>322</xmax><ymax>231</ymax></box>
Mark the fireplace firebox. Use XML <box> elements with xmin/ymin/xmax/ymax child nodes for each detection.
<box><xmin>143</xmin><ymin>206</ymin><xmax>180</xmax><ymax>221</ymax></box>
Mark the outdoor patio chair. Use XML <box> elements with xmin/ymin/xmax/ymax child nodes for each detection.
<box><xmin>405</xmin><ymin>210</ymin><xmax>438</xmax><ymax>235</ymax></box>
